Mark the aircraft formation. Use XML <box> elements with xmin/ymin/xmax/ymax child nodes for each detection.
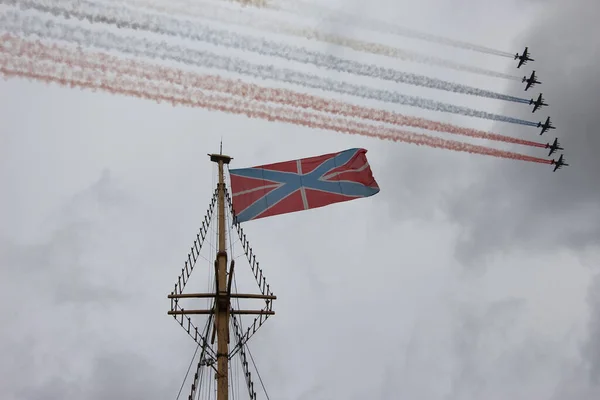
<box><xmin>515</xmin><ymin>46</ymin><xmax>568</xmax><ymax>172</ymax></box>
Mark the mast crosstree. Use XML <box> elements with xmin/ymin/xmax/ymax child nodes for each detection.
<box><xmin>168</xmin><ymin>152</ymin><xmax>276</xmax><ymax>400</ymax></box>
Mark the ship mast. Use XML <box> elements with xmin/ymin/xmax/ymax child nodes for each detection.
<box><xmin>211</xmin><ymin>151</ymin><xmax>232</xmax><ymax>400</ymax></box>
<box><xmin>168</xmin><ymin>149</ymin><xmax>276</xmax><ymax>400</ymax></box>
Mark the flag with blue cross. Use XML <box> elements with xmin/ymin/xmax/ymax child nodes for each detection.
<box><xmin>228</xmin><ymin>148</ymin><xmax>380</xmax><ymax>223</ymax></box>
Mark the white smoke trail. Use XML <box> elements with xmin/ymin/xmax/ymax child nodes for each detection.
<box><xmin>102</xmin><ymin>0</ymin><xmax>520</xmax><ymax>81</ymax></box>
<box><xmin>4</xmin><ymin>0</ymin><xmax>530</xmax><ymax>103</ymax></box>
<box><xmin>0</xmin><ymin>11</ymin><xmax>538</xmax><ymax>126</ymax></box>
<box><xmin>272</xmin><ymin>0</ymin><xmax>515</xmax><ymax>57</ymax></box>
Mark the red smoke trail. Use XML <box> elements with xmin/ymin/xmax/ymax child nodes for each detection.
<box><xmin>0</xmin><ymin>56</ymin><xmax>552</xmax><ymax>165</ymax></box>
<box><xmin>0</xmin><ymin>35</ymin><xmax>547</xmax><ymax>149</ymax></box>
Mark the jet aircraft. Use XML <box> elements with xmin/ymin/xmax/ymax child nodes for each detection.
<box><xmin>545</xmin><ymin>138</ymin><xmax>563</xmax><ymax>156</ymax></box>
<box><xmin>537</xmin><ymin>116</ymin><xmax>556</xmax><ymax>135</ymax></box>
<box><xmin>551</xmin><ymin>154</ymin><xmax>569</xmax><ymax>172</ymax></box>
<box><xmin>522</xmin><ymin>70</ymin><xmax>541</xmax><ymax>91</ymax></box>
<box><xmin>515</xmin><ymin>46</ymin><xmax>534</xmax><ymax>68</ymax></box>
<box><xmin>530</xmin><ymin>93</ymin><xmax>548</xmax><ymax>113</ymax></box>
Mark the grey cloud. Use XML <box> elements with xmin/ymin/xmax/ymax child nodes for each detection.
<box><xmin>380</xmin><ymin>143</ymin><xmax>477</xmax><ymax>221</ymax></box>
<box><xmin>16</xmin><ymin>352</ymin><xmax>174</xmax><ymax>400</ymax></box>
<box><xmin>445</xmin><ymin>0</ymin><xmax>600</xmax><ymax>262</ymax></box>
<box><xmin>447</xmin><ymin>298</ymin><xmax>526</xmax><ymax>398</ymax></box>
<box><xmin>437</xmin><ymin>7</ymin><xmax>600</xmax><ymax>395</ymax></box>
<box><xmin>379</xmin><ymin>0</ymin><xmax>600</xmax><ymax>261</ymax></box>
<box><xmin>583</xmin><ymin>273</ymin><xmax>600</xmax><ymax>383</ymax></box>
<box><xmin>0</xmin><ymin>169</ymin><xmax>190</xmax><ymax>400</ymax></box>
<box><xmin>550</xmin><ymin>273</ymin><xmax>600</xmax><ymax>400</ymax></box>
<box><xmin>368</xmin><ymin>294</ymin><xmax>583</xmax><ymax>399</ymax></box>
<box><xmin>60</xmin><ymin>169</ymin><xmax>129</xmax><ymax>220</ymax></box>
<box><xmin>0</xmin><ymin>169</ymin><xmax>131</xmax><ymax>305</ymax></box>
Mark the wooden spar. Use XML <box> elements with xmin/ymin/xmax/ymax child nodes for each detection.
<box><xmin>210</xmin><ymin>151</ymin><xmax>232</xmax><ymax>400</ymax></box>
<box><xmin>168</xmin><ymin>310</ymin><xmax>276</xmax><ymax>315</ymax></box>
<box><xmin>168</xmin><ymin>293</ymin><xmax>277</xmax><ymax>300</ymax></box>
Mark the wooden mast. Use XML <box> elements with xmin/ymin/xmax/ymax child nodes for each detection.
<box><xmin>210</xmin><ymin>150</ymin><xmax>232</xmax><ymax>400</ymax></box>
<box><xmin>167</xmin><ymin>147</ymin><xmax>276</xmax><ymax>399</ymax></box>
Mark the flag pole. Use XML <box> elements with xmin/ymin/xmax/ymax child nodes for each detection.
<box><xmin>210</xmin><ymin>151</ymin><xmax>232</xmax><ymax>400</ymax></box>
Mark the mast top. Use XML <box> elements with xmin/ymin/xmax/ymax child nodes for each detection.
<box><xmin>209</xmin><ymin>139</ymin><xmax>232</xmax><ymax>164</ymax></box>
<box><xmin>208</xmin><ymin>153</ymin><xmax>232</xmax><ymax>164</ymax></box>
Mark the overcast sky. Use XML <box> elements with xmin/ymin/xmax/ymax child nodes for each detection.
<box><xmin>1</xmin><ymin>0</ymin><xmax>598</xmax><ymax>399</ymax></box>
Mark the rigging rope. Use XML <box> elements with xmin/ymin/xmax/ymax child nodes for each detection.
<box><xmin>175</xmin><ymin>343</ymin><xmax>201</xmax><ymax>400</ymax></box>
<box><xmin>246</xmin><ymin>344</ymin><xmax>270</xmax><ymax>400</ymax></box>
<box><xmin>170</xmin><ymin>188</ymin><xmax>218</xmax><ymax>296</ymax></box>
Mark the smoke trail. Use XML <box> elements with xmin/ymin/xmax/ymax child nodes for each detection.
<box><xmin>0</xmin><ymin>34</ymin><xmax>546</xmax><ymax>149</ymax></box>
<box><xmin>271</xmin><ymin>0</ymin><xmax>515</xmax><ymax>57</ymax></box>
<box><xmin>0</xmin><ymin>12</ymin><xmax>538</xmax><ymax>127</ymax></box>
<box><xmin>4</xmin><ymin>0</ymin><xmax>530</xmax><ymax>103</ymax></box>
<box><xmin>0</xmin><ymin>55</ymin><xmax>550</xmax><ymax>165</ymax></box>
<box><xmin>105</xmin><ymin>0</ymin><xmax>521</xmax><ymax>81</ymax></box>
<box><xmin>0</xmin><ymin>11</ymin><xmax>538</xmax><ymax>127</ymax></box>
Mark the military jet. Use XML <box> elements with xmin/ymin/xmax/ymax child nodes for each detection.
<box><xmin>551</xmin><ymin>154</ymin><xmax>569</xmax><ymax>172</ymax></box>
<box><xmin>515</xmin><ymin>46</ymin><xmax>534</xmax><ymax>68</ymax></box>
<box><xmin>530</xmin><ymin>93</ymin><xmax>548</xmax><ymax>113</ymax></box>
<box><xmin>522</xmin><ymin>70</ymin><xmax>541</xmax><ymax>91</ymax></box>
<box><xmin>545</xmin><ymin>138</ymin><xmax>564</xmax><ymax>156</ymax></box>
<box><xmin>537</xmin><ymin>116</ymin><xmax>555</xmax><ymax>135</ymax></box>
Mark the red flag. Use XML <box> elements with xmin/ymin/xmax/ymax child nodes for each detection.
<box><xmin>228</xmin><ymin>148</ymin><xmax>380</xmax><ymax>222</ymax></box>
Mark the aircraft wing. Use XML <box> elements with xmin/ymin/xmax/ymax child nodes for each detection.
<box><xmin>517</xmin><ymin>58</ymin><xmax>525</xmax><ymax>68</ymax></box>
